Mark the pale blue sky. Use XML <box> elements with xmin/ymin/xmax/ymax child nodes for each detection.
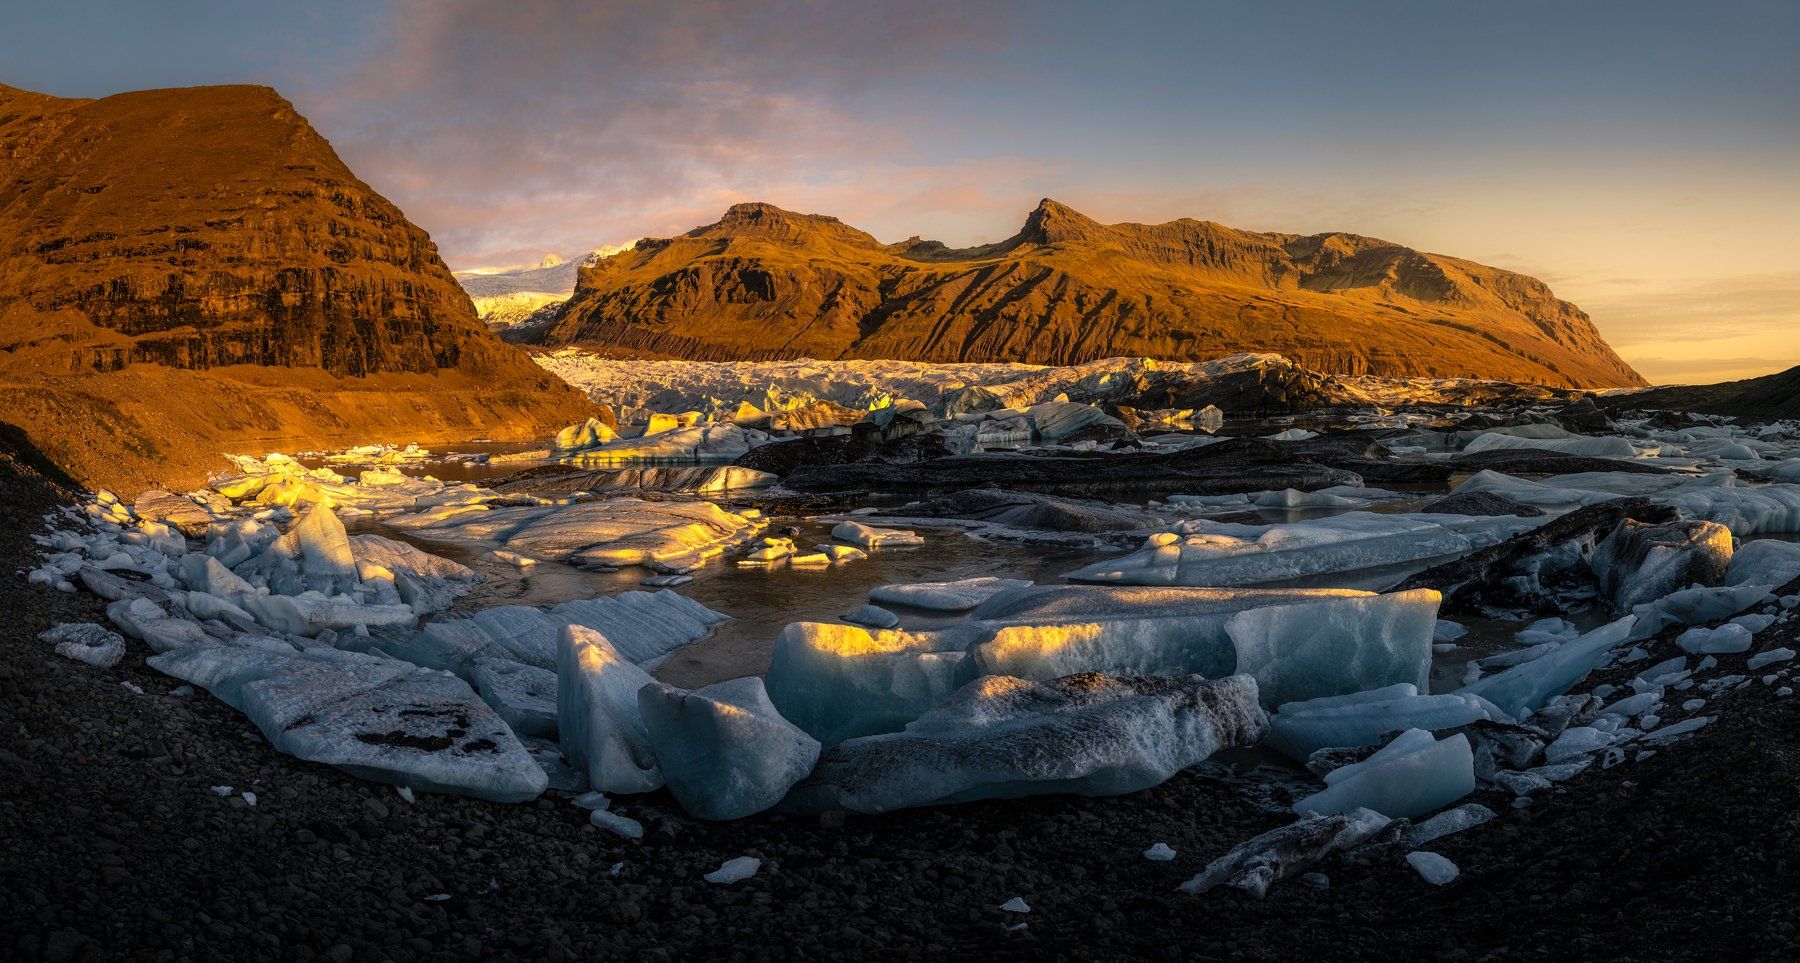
<box><xmin>5</xmin><ymin>0</ymin><xmax>1796</xmax><ymax>382</ymax></box>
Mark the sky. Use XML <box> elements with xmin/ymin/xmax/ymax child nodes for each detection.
<box><xmin>4</xmin><ymin>0</ymin><xmax>1796</xmax><ymax>385</ymax></box>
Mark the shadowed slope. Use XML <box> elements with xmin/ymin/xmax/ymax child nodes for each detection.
<box><xmin>0</xmin><ymin>82</ymin><xmax>596</xmax><ymax>490</ymax></box>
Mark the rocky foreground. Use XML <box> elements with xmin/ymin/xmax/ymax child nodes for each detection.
<box><xmin>3</xmin><ymin>455</ymin><xmax>1799</xmax><ymax>960</ymax></box>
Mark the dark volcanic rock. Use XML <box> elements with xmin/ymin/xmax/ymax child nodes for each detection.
<box><xmin>731</xmin><ymin>425</ymin><xmax>949</xmax><ymax>476</ymax></box>
<box><xmin>781</xmin><ymin>437</ymin><xmax>1361</xmax><ymax>497</ymax></box>
<box><xmin>1399</xmin><ymin>496</ymin><xmax>1678</xmax><ymax>612</ymax></box>
<box><xmin>1452</xmin><ymin>448</ymin><xmax>1674</xmax><ymax>477</ymax></box>
<box><xmin>1419</xmin><ymin>490</ymin><xmax>1547</xmax><ymax>518</ymax></box>
<box><xmin>1549</xmin><ymin>396</ymin><xmax>1612</xmax><ymax>433</ymax></box>
<box><xmin>878</xmin><ymin>488</ymin><xmax>1163</xmax><ymax>533</ymax></box>
<box><xmin>1590</xmin><ymin>519</ymin><xmax>1734</xmax><ymax>614</ymax></box>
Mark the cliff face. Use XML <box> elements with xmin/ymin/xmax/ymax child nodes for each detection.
<box><xmin>0</xmin><ymin>82</ymin><xmax>596</xmax><ymax>490</ymax></box>
<box><xmin>537</xmin><ymin>200</ymin><xmax>1645</xmax><ymax>388</ymax></box>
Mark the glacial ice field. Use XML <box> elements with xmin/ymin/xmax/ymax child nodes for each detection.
<box><xmin>24</xmin><ymin>355</ymin><xmax>1800</xmax><ymax>898</ymax></box>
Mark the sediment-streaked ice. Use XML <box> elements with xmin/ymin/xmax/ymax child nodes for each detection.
<box><xmin>783</xmin><ymin>672</ymin><xmax>1267</xmax><ymax>814</ymax></box>
<box><xmin>1066</xmin><ymin>515</ymin><xmax>1536</xmax><ymax>587</ymax></box>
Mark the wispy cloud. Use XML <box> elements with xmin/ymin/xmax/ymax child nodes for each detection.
<box><xmin>291</xmin><ymin>0</ymin><xmax>1019</xmax><ymax>267</ymax></box>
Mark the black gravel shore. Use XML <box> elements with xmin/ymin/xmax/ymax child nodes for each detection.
<box><xmin>4</xmin><ymin>430</ymin><xmax>1798</xmax><ymax>962</ymax></box>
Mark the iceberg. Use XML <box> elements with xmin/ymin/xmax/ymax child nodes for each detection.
<box><xmin>1066</xmin><ymin>514</ymin><xmax>1535</xmax><ymax>588</ymax></box>
<box><xmin>764</xmin><ymin>622</ymin><xmax>973</xmax><ymax>744</ymax></box>
<box><xmin>1462</xmin><ymin>432</ymin><xmax>1638</xmax><ymax>459</ymax></box>
<box><xmin>638</xmin><ymin>676</ymin><xmax>821</xmax><ymax>820</ymax></box>
<box><xmin>1265</xmin><ymin>684</ymin><xmax>1496</xmax><ymax>761</ymax></box>
<box><xmin>391</xmin><ymin>498</ymin><xmax>766</xmax><ymax>572</ymax></box>
<box><xmin>149</xmin><ymin>642</ymin><xmax>546</xmax><ymax>802</ymax></box>
<box><xmin>868</xmin><ymin>577</ymin><xmax>1033</xmax><ymax>612</ymax></box>
<box><xmin>469</xmin><ymin>657</ymin><xmax>559</xmax><ymax>738</ymax></box>
<box><xmin>1457</xmin><ymin>616</ymin><xmax>1637</xmax><ymax>718</ymax></box>
<box><xmin>1224</xmin><ymin>589</ymin><xmax>1439</xmax><ymax>707</ymax></box>
<box><xmin>783</xmin><ymin>672</ymin><xmax>1267</xmax><ymax>814</ymax></box>
<box><xmin>376</xmin><ymin>589</ymin><xmax>729</xmax><ymax>676</ymax></box>
<box><xmin>556</xmin><ymin>625</ymin><xmax>662</xmax><ymax>794</ymax></box>
<box><xmin>1292</xmin><ymin>729</ymin><xmax>1475</xmax><ymax>820</ymax></box>
<box><xmin>831</xmin><ymin>520</ymin><xmax>926</xmax><ymax>548</ymax></box>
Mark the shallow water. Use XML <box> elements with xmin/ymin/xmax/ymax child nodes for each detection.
<box><xmin>369</xmin><ymin>501</ymin><xmax>1560</xmax><ymax>695</ymax></box>
<box><xmin>297</xmin><ymin>441</ymin><xmax>550</xmax><ymax>483</ymax></box>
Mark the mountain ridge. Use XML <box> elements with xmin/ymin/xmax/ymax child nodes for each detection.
<box><xmin>0</xmin><ymin>81</ymin><xmax>598</xmax><ymax>490</ymax></box>
<box><xmin>528</xmin><ymin>199</ymin><xmax>1645</xmax><ymax>387</ymax></box>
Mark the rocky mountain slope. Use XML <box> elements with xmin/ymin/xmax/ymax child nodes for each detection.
<box><xmin>0</xmin><ymin>82</ymin><xmax>597</xmax><ymax>490</ymax></box>
<box><xmin>533</xmin><ymin>200</ymin><xmax>1645</xmax><ymax>388</ymax></box>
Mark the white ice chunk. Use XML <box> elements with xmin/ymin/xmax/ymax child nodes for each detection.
<box><xmin>765</xmin><ymin>622</ymin><xmax>972</xmax><ymax>744</ymax></box>
<box><xmin>1066</xmin><ymin>513</ymin><xmax>1535</xmax><ymax>587</ymax></box>
<box><xmin>1224</xmin><ymin>590</ymin><xmax>1439</xmax><ymax>708</ymax></box>
<box><xmin>1748</xmin><ymin>648</ymin><xmax>1796</xmax><ymax>671</ymax></box>
<box><xmin>1676</xmin><ymin>623</ymin><xmax>1753</xmax><ymax>655</ymax></box>
<box><xmin>1292</xmin><ymin>729</ymin><xmax>1474</xmax><ymax>820</ymax></box>
<box><xmin>556</xmin><ymin>625</ymin><xmax>661</xmax><ymax>794</ymax></box>
<box><xmin>869</xmin><ymin>577</ymin><xmax>1033</xmax><ymax>612</ymax></box>
<box><xmin>1406</xmin><ymin>851</ymin><xmax>1459</xmax><ymax>886</ymax></box>
<box><xmin>832</xmin><ymin>520</ymin><xmax>925</xmax><ymax>548</ymax></box>
<box><xmin>703</xmin><ymin>856</ymin><xmax>762</xmax><ymax>884</ymax></box>
<box><xmin>638</xmin><ymin>676</ymin><xmax>821</xmax><ymax>820</ymax></box>
<box><xmin>842</xmin><ymin>604</ymin><xmax>901</xmax><ymax>629</ymax></box>
<box><xmin>1265</xmin><ymin>684</ymin><xmax>1495</xmax><ymax>760</ymax></box>
<box><xmin>1457</xmin><ymin>616</ymin><xmax>1637</xmax><ymax>718</ymax></box>
<box><xmin>1463</xmin><ymin>432</ymin><xmax>1637</xmax><ymax>459</ymax></box>
<box><xmin>1144</xmin><ymin>842</ymin><xmax>1176</xmax><ymax>861</ymax></box>
<box><xmin>469</xmin><ymin>657</ymin><xmax>559</xmax><ymax>738</ymax></box>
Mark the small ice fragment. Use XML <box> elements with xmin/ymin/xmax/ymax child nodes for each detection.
<box><xmin>1006</xmin><ymin>922</ymin><xmax>1029</xmax><ymax>932</ymax></box>
<box><xmin>210</xmin><ymin>785</ymin><xmax>233</xmax><ymax>796</ymax></box>
<box><xmin>704</xmin><ymin>856</ymin><xmax>762</xmax><ymax>884</ymax></box>
<box><xmin>242</xmin><ymin>791</ymin><xmax>258</xmax><ymax>807</ymax></box>
<box><xmin>610</xmin><ymin>861</ymin><xmax>624</xmax><ymax>877</ymax></box>
<box><xmin>1747</xmin><ymin>647</ymin><xmax>1795</xmax><ymax>671</ymax></box>
<box><xmin>1299</xmin><ymin>872</ymin><xmax>1329</xmax><ymax>890</ymax></box>
<box><xmin>424</xmin><ymin>893</ymin><xmax>450</xmax><ymax>902</ymax></box>
<box><xmin>572</xmin><ymin>791</ymin><xmax>611</xmax><ymax>811</ymax></box>
<box><xmin>1682</xmin><ymin>699</ymin><xmax>1706</xmax><ymax>711</ymax></box>
<box><xmin>120</xmin><ymin>681</ymin><xmax>144</xmax><ymax>695</ymax></box>
<box><xmin>1144</xmin><ymin>842</ymin><xmax>1176</xmax><ymax>861</ymax></box>
<box><xmin>171</xmin><ymin>685</ymin><xmax>195</xmax><ymax>697</ymax></box>
<box><xmin>1780</xmin><ymin>687</ymin><xmax>1794</xmax><ymax>697</ymax></box>
<box><xmin>1406</xmin><ymin>851</ymin><xmax>1459</xmax><ymax>885</ymax></box>
<box><xmin>589</xmin><ymin>809</ymin><xmax>644</xmax><ymax>839</ymax></box>
<box><xmin>999</xmin><ymin>897</ymin><xmax>1031</xmax><ymax>913</ymax></box>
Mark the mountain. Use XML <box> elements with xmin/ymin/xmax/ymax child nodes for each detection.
<box><xmin>1599</xmin><ymin>365</ymin><xmax>1800</xmax><ymax>418</ymax></box>
<box><xmin>455</xmin><ymin>244</ymin><xmax>635</xmax><ymax>332</ymax></box>
<box><xmin>534</xmin><ymin>200</ymin><xmax>1645</xmax><ymax>388</ymax></box>
<box><xmin>0</xmin><ymin>82</ymin><xmax>598</xmax><ymax>490</ymax></box>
